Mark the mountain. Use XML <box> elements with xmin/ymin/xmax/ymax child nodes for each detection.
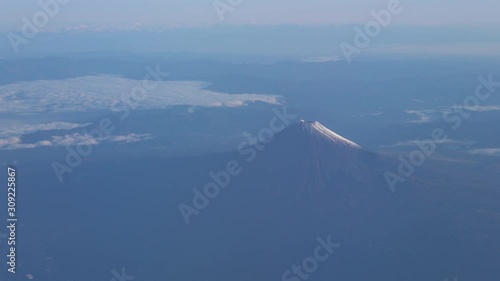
<box><xmin>248</xmin><ymin>120</ymin><xmax>392</xmax><ymax>199</ymax></box>
<box><xmin>20</xmin><ymin>121</ymin><xmax>500</xmax><ymax>281</ymax></box>
<box><xmin>177</xmin><ymin>120</ymin><xmax>500</xmax><ymax>281</ymax></box>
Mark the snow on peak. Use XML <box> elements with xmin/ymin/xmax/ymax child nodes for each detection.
<box><xmin>293</xmin><ymin>120</ymin><xmax>362</xmax><ymax>149</ymax></box>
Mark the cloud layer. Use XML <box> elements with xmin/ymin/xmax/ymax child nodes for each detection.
<box><xmin>0</xmin><ymin>133</ymin><xmax>152</xmax><ymax>150</ymax></box>
<box><xmin>0</xmin><ymin>122</ymin><xmax>91</xmax><ymax>138</ymax></box>
<box><xmin>0</xmin><ymin>76</ymin><xmax>282</xmax><ymax>114</ymax></box>
<box><xmin>468</xmin><ymin>148</ymin><xmax>500</xmax><ymax>156</ymax></box>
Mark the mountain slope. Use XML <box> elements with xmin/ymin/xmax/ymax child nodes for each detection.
<box><xmin>25</xmin><ymin>120</ymin><xmax>500</xmax><ymax>281</ymax></box>
<box><xmin>248</xmin><ymin>120</ymin><xmax>391</xmax><ymax>198</ymax></box>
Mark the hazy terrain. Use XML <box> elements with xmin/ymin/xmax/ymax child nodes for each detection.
<box><xmin>0</xmin><ymin>52</ymin><xmax>499</xmax><ymax>281</ymax></box>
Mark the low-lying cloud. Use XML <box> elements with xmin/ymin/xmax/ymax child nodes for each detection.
<box><xmin>453</xmin><ymin>105</ymin><xmax>500</xmax><ymax>112</ymax></box>
<box><xmin>0</xmin><ymin>76</ymin><xmax>282</xmax><ymax>114</ymax></box>
<box><xmin>405</xmin><ymin>110</ymin><xmax>436</xmax><ymax>123</ymax></box>
<box><xmin>383</xmin><ymin>139</ymin><xmax>475</xmax><ymax>148</ymax></box>
<box><xmin>0</xmin><ymin>133</ymin><xmax>152</xmax><ymax>150</ymax></box>
<box><xmin>0</xmin><ymin>122</ymin><xmax>91</xmax><ymax>138</ymax></box>
<box><xmin>468</xmin><ymin>148</ymin><xmax>500</xmax><ymax>156</ymax></box>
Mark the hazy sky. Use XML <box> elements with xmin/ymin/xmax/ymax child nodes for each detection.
<box><xmin>1</xmin><ymin>0</ymin><xmax>500</xmax><ymax>31</ymax></box>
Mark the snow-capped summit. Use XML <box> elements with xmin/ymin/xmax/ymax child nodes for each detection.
<box><xmin>288</xmin><ymin>120</ymin><xmax>362</xmax><ymax>149</ymax></box>
<box><xmin>270</xmin><ymin>120</ymin><xmax>363</xmax><ymax>154</ymax></box>
<box><xmin>256</xmin><ymin>120</ymin><xmax>373</xmax><ymax>168</ymax></box>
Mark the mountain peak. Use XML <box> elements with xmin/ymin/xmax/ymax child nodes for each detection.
<box><xmin>252</xmin><ymin>120</ymin><xmax>380</xmax><ymax>196</ymax></box>
<box><xmin>286</xmin><ymin>120</ymin><xmax>361</xmax><ymax>149</ymax></box>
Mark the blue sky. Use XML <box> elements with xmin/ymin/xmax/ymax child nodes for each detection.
<box><xmin>1</xmin><ymin>0</ymin><xmax>500</xmax><ymax>31</ymax></box>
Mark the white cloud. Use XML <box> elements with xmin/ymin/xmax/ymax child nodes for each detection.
<box><xmin>453</xmin><ymin>105</ymin><xmax>500</xmax><ymax>112</ymax></box>
<box><xmin>405</xmin><ymin>110</ymin><xmax>436</xmax><ymax>123</ymax></box>
<box><xmin>0</xmin><ymin>76</ymin><xmax>282</xmax><ymax>114</ymax></box>
<box><xmin>0</xmin><ymin>122</ymin><xmax>91</xmax><ymax>138</ymax></box>
<box><xmin>107</xmin><ymin>134</ymin><xmax>153</xmax><ymax>143</ymax></box>
<box><xmin>468</xmin><ymin>148</ymin><xmax>500</xmax><ymax>156</ymax></box>
<box><xmin>383</xmin><ymin>139</ymin><xmax>475</xmax><ymax>148</ymax></box>
<box><xmin>408</xmin><ymin>105</ymin><xmax>500</xmax><ymax>122</ymax></box>
<box><xmin>0</xmin><ymin>133</ymin><xmax>152</xmax><ymax>150</ymax></box>
<box><xmin>50</xmin><ymin>133</ymin><xmax>101</xmax><ymax>146</ymax></box>
<box><xmin>303</xmin><ymin>56</ymin><xmax>340</xmax><ymax>63</ymax></box>
<box><xmin>0</xmin><ymin>137</ymin><xmax>53</xmax><ymax>150</ymax></box>
<box><xmin>353</xmin><ymin>111</ymin><xmax>383</xmax><ymax>118</ymax></box>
